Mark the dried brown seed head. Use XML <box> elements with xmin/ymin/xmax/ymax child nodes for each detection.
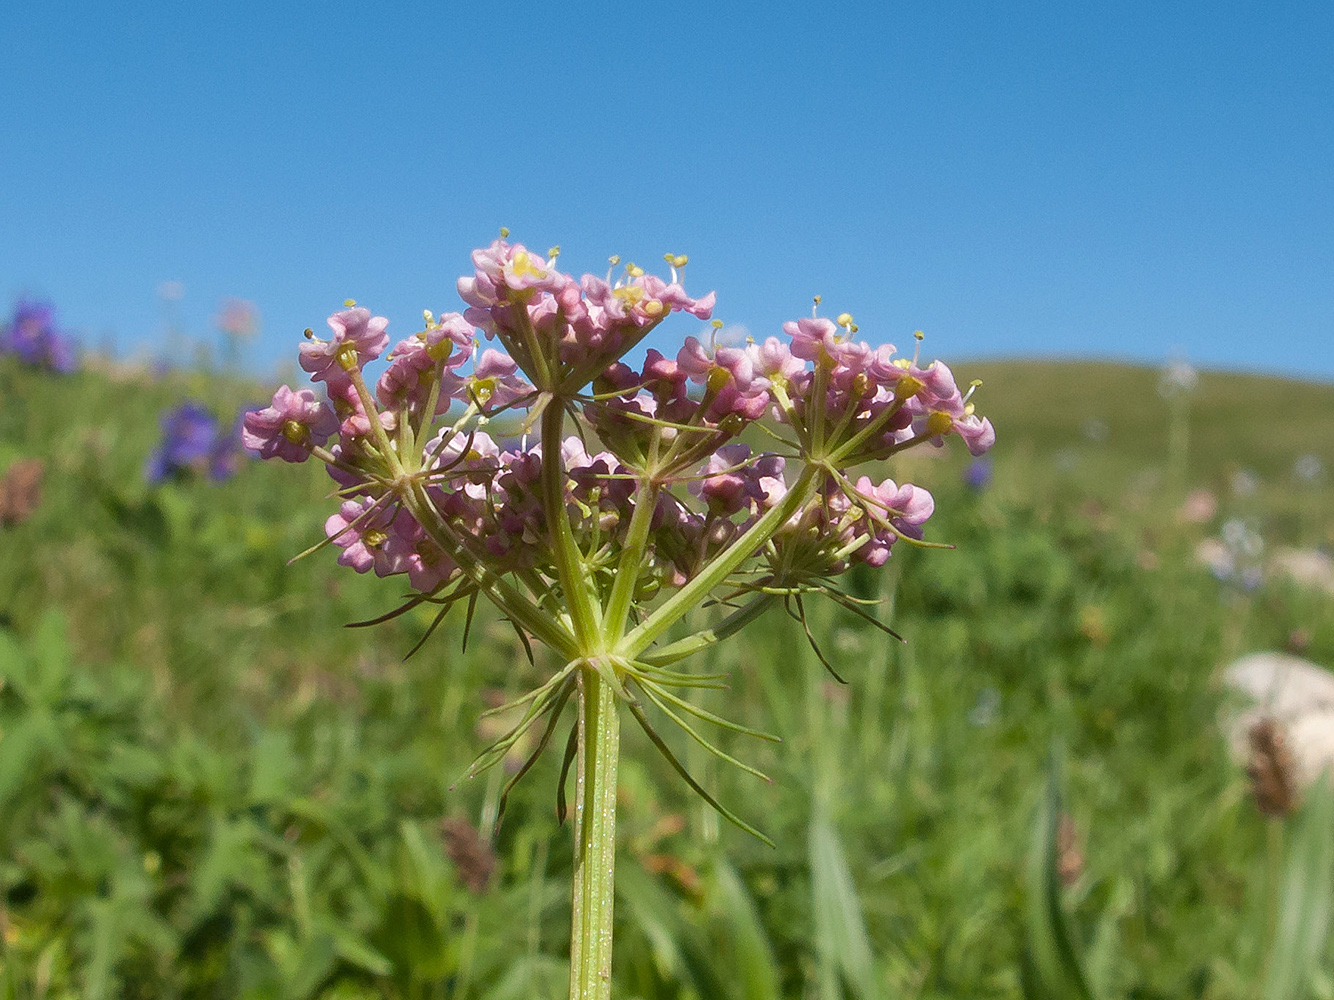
<box><xmin>440</xmin><ymin>816</ymin><xmax>497</xmax><ymax>894</ymax></box>
<box><xmin>1247</xmin><ymin>716</ymin><xmax>1299</xmax><ymax>818</ymax></box>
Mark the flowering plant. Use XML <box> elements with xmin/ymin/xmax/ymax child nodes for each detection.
<box><xmin>146</xmin><ymin>402</ymin><xmax>241</xmax><ymax>483</ymax></box>
<box><xmin>1</xmin><ymin>299</ymin><xmax>77</xmax><ymax>373</ymax></box>
<box><xmin>245</xmin><ymin>236</ymin><xmax>994</xmax><ymax>998</ymax></box>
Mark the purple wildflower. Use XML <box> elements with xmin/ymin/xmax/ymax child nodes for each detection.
<box><xmin>146</xmin><ymin>403</ymin><xmax>239</xmax><ymax>483</ymax></box>
<box><xmin>963</xmin><ymin>458</ymin><xmax>993</xmax><ymax>491</ymax></box>
<box><xmin>2</xmin><ymin>299</ymin><xmax>78</xmax><ymax>373</ymax></box>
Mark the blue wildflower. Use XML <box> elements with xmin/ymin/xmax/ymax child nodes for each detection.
<box><xmin>963</xmin><ymin>457</ymin><xmax>993</xmax><ymax>491</ymax></box>
<box><xmin>145</xmin><ymin>403</ymin><xmax>239</xmax><ymax>483</ymax></box>
<box><xmin>1</xmin><ymin>299</ymin><xmax>78</xmax><ymax>373</ymax></box>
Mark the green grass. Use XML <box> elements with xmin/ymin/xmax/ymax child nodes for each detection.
<box><xmin>1</xmin><ymin>354</ymin><xmax>1333</xmax><ymax>999</ymax></box>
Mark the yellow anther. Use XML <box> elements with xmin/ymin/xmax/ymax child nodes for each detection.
<box><xmin>925</xmin><ymin>411</ymin><xmax>954</xmax><ymax>436</ymax></box>
<box><xmin>423</xmin><ymin>309</ymin><xmax>435</xmax><ymax>326</ymax></box>
<box><xmin>344</xmin><ymin>299</ymin><xmax>357</xmax><ymax>308</ymax></box>
<box><xmin>711</xmin><ymin>319</ymin><xmax>724</xmax><ymax>329</ymax></box>
<box><xmin>335</xmin><ymin>343</ymin><xmax>361</xmax><ymax>371</ymax></box>
<box><xmin>281</xmin><ymin>420</ymin><xmax>309</xmax><ymax>445</ymax></box>
<box><xmin>626</xmin><ymin>263</ymin><xmax>645</xmax><ymax>278</ymax></box>
<box><xmin>813</xmin><ymin>295</ymin><xmax>822</xmax><ymax>305</ymax></box>
<box><xmin>964</xmin><ymin>402</ymin><xmax>975</xmax><ymax>416</ymax></box>
<box><xmin>644</xmin><ymin>300</ymin><xmax>665</xmax><ymax>316</ymax></box>
<box><xmin>608</xmin><ymin>255</ymin><xmax>621</xmax><ymax>266</ymax></box>
<box><xmin>511</xmin><ymin>250</ymin><xmax>545</xmax><ymax>278</ymax></box>
<box><xmin>894</xmin><ymin>374</ymin><xmax>925</xmax><ymax>400</ymax></box>
<box><xmin>849</xmin><ymin>323</ymin><xmax>859</xmax><ymax>333</ymax></box>
<box><xmin>971</xmin><ymin>378</ymin><xmax>983</xmax><ymax>388</ymax></box>
<box><xmin>547</xmin><ymin>245</ymin><xmax>561</xmax><ymax>259</ymax></box>
<box><xmin>303</xmin><ymin>328</ymin><xmax>314</xmax><ymax>339</ymax></box>
<box><xmin>471</xmin><ymin>377</ymin><xmax>496</xmax><ymax>404</ymax></box>
<box><xmin>836</xmin><ymin>312</ymin><xmax>854</xmax><ymax>328</ymax></box>
<box><xmin>499</xmin><ymin>226</ymin><xmax>510</xmax><ymax>238</ymax></box>
<box><xmin>363</xmin><ymin>529</ymin><xmax>388</xmax><ymax>549</ymax></box>
<box><xmin>670</xmin><ymin>254</ymin><xmax>689</xmax><ymax>268</ymax></box>
<box><xmin>892</xmin><ymin>357</ymin><xmax>911</xmax><ymax>370</ymax></box>
<box><xmin>914</xmin><ymin>330</ymin><xmax>925</xmax><ymax>341</ymax></box>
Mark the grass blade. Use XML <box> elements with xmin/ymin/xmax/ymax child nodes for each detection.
<box><xmin>707</xmin><ymin>858</ymin><xmax>781</xmax><ymax>1000</ymax></box>
<box><xmin>1264</xmin><ymin>771</ymin><xmax>1334</xmax><ymax>1000</ymax></box>
<box><xmin>1022</xmin><ymin>752</ymin><xmax>1095</xmax><ymax>1000</ymax></box>
<box><xmin>808</xmin><ymin>807</ymin><xmax>880</xmax><ymax>1000</ymax></box>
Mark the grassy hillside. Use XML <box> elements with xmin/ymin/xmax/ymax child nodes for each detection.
<box><xmin>964</xmin><ymin>358</ymin><xmax>1334</xmax><ymax>542</ymax></box>
<box><xmin>1</xmin><ymin>354</ymin><xmax>1332</xmax><ymax>999</ymax></box>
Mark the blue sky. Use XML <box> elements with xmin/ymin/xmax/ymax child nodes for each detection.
<box><xmin>2</xmin><ymin>1</ymin><xmax>1331</xmax><ymax>379</ymax></box>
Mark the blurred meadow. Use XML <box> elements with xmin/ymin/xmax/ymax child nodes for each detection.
<box><xmin>3</xmin><ymin>344</ymin><xmax>1333</xmax><ymax>1000</ymax></box>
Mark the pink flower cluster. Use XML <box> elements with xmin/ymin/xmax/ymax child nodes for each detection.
<box><xmin>244</xmin><ymin>238</ymin><xmax>995</xmax><ymax>603</ymax></box>
<box><xmin>458</xmin><ymin>240</ymin><xmax>714</xmax><ymax>387</ymax></box>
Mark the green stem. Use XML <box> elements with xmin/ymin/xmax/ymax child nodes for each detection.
<box><xmin>617</xmin><ymin>463</ymin><xmax>819</xmax><ymax>659</ymax></box>
<box><xmin>402</xmin><ymin>483</ymin><xmax>576</xmax><ymax>656</ymax></box>
<box><xmin>637</xmin><ymin>594</ymin><xmax>777</xmax><ymax>667</ymax></box>
<box><xmin>346</xmin><ymin>365</ymin><xmax>404</xmax><ymax>477</ymax></box>
<box><xmin>602</xmin><ymin>479</ymin><xmax>660</xmax><ymax>643</ymax></box>
<box><xmin>569</xmin><ymin>668</ymin><xmax>620</xmax><ymax>1000</ymax></box>
<box><xmin>542</xmin><ymin>400</ymin><xmax>602</xmax><ymax>645</ymax></box>
<box><xmin>828</xmin><ymin>394</ymin><xmax>908</xmax><ymax>465</ymax></box>
<box><xmin>1262</xmin><ymin>815</ymin><xmax>1283</xmax><ymax>982</ymax></box>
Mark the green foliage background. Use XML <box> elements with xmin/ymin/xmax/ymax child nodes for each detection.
<box><xmin>2</xmin><ymin>355</ymin><xmax>1333</xmax><ymax>998</ymax></box>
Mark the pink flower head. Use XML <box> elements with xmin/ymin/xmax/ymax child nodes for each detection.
<box><xmin>905</xmin><ymin>360</ymin><xmax>962</xmax><ymax>412</ymax></box>
<box><xmin>562</xmin><ymin>438</ymin><xmax>633</xmax><ymax>523</ymax></box>
<box><xmin>747</xmin><ymin>337</ymin><xmax>807</xmax><ymax>387</ymax></box>
<box><xmin>676</xmin><ymin>337</ymin><xmax>714</xmax><ymax>382</ymax></box>
<box><xmin>452</xmin><ymin>349</ymin><xmax>535</xmax><ymax>413</ymax></box>
<box><xmin>329</xmin><ymin>380</ymin><xmax>396</xmax><ymax>440</ymax></box>
<box><xmin>426</xmin><ymin>428</ymin><xmax>501</xmax><ymax>499</ymax></box>
<box><xmin>458</xmin><ymin>240</ymin><xmax>569</xmax><ymax>307</ymax></box>
<box><xmin>641</xmin><ymin>349</ymin><xmax>688</xmax><ymax>401</ymax></box>
<box><xmin>554</xmin><ymin>260</ymin><xmax>715</xmax><ymax>377</ymax></box>
<box><xmin>856</xmin><ymin>476</ymin><xmax>934</xmax><ymax>527</ymax></box>
<box><xmin>782</xmin><ymin>316</ymin><xmax>840</xmax><ymax>362</ymax></box>
<box><xmin>325</xmin><ymin>499</ymin><xmax>405</xmax><ymax>577</ymax></box>
<box><xmin>384</xmin><ymin>510</ymin><xmax>457</xmax><ymax>592</ymax></box>
<box><xmin>912</xmin><ymin>391</ymin><xmax>994</xmax><ymax>455</ymax></box>
<box><xmin>375</xmin><ymin>321</ymin><xmax>474</xmax><ymax>413</ymax></box>
<box><xmin>376</xmin><ymin>339</ymin><xmax>435</xmax><ymax>412</ymax></box>
<box><xmin>706</xmin><ymin>381</ymin><xmax>770</xmax><ymax>422</ymax></box>
<box><xmin>675</xmin><ymin>337</ymin><xmax>769</xmax><ymax>422</ymax></box>
<box><xmin>582</xmin><ymin>271</ymin><xmax>713</xmax><ymax>331</ymax></box>
<box><xmin>299</xmin><ymin>307</ymin><xmax>390</xmax><ymax>388</ymax></box>
<box><xmin>692</xmin><ymin>443</ymin><xmax>763</xmax><ymax>515</ymax></box>
<box><xmin>425</xmin><ymin>311</ymin><xmax>477</xmax><ymax>357</ymax></box>
<box><xmin>242</xmin><ymin>385</ymin><xmax>338</xmax><ymax>462</ymax></box>
<box><xmin>954</xmin><ymin>413</ymin><xmax>997</xmax><ymax>456</ymax></box>
<box><xmin>658</xmin><ymin>281</ymin><xmax>716</xmax><ymax>320</ymax></box>
<box><xmin>853</xmin><ymin>476</ymin><xmax>935</xmax><ymax>566</ymax></box>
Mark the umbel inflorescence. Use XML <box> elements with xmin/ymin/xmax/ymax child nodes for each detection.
<box><xmin>243</xmin><ymin>236</ymin><xmax>994</xmax><ymax>834</ymax></box>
